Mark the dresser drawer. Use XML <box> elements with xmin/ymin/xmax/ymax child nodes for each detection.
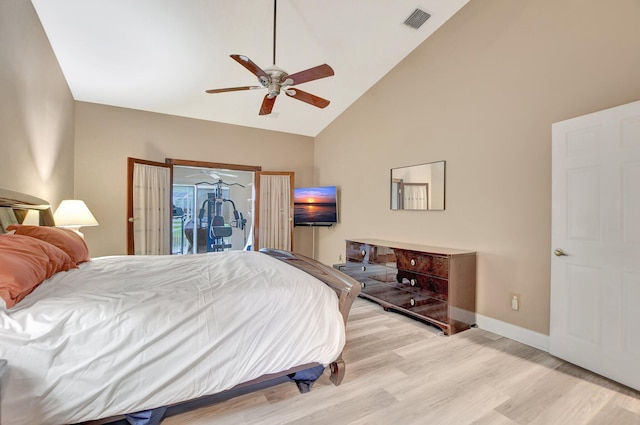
<box><xmin>408</xmin><ymin>297</ymin><xmax>449</xmax><ymax>325</ymax></box>
<box><xmin>344</xmin><ymin>261</ymin><xmax>395</xmax><ymax>285</ymax></box>
<box><xmin>362</xmin><ymin>286</ymin><xmax>449</xmax><ymax>324</ymax></box>
<box><xmin>395</xmin><ymin>249</ymin><xmax>449</xmax><ymax>278</ymax></box>
<box><xmin>397</xmin><ymin>271</ymin><xmax>448</xmax><ymax>301</ymax></box>
<box><xmin>346</xmin><ymin>241</ymin><xmax>396</xmax><ymax>266</ymax></box>
<box><xmin>346</xmin><ymin>241</ymin><xmax>367</xmax><ymax>261</ymax></box>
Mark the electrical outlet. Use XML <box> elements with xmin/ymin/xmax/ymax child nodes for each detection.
<box><xmin>338</xmin><ymin>253</ymin><xmax>343</xmax><ymax>261</ymax></box>
<box><xmin>511</xmin><ymin>295</ymin><xmax>520</xmax><ymax>311</ymax></box>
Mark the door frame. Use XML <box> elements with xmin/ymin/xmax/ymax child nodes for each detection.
<box><xmin>166</xmin><ymin>158</ymin><xmax>262</xmax><ymax>174</ymax></box>
<box><xmin>130</xmin><ymin>158</ymin><xmax>297</xmax><ymax>254</ymax></box>
<box><xmin>166</xmin><ymin>158</ymin><xmax>262</xmax><ymax>252</ymax></box>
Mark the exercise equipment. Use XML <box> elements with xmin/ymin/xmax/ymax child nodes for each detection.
<box><xmin>196</xmin><ymin>180</ymin><xmax>246</xmax><ymax>252</ymax></box>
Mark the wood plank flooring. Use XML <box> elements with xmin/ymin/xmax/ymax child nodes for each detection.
<box><xmin>159</xmin><ymin>299</ymin><xmax>640</xmax><ymax>425</ymax></box>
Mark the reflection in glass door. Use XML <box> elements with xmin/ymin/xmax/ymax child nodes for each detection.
<box><xmin>172</xmin><ymin>166</ymin><xmax>254</xmax><ymax>254</ymax></box>
<box><xmin>172</xmin><ymin>185</ymin><xmax>194</xmax><ymax>254</ymax></box>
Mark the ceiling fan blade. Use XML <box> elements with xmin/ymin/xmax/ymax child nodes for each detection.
<box><xmin>259</xmin><ymin>95</ymin><xmax>277</xmax><ymax>115</ymax></box>
<box><xmin>230</xmin><ymin>54</ymin><xmax>269</xmax><ymax>80</ymax></box>
<box><xmin>285</xmin><ymin>89</ymin><xmax>330</xmax><ymax>109</ymax></box>
<box><xmin>285</xmin><ymin>64</ymin><xmax>334</xmax><ymax>86</ymax></box>
<box><xmin>205</xmin><ymin>86</ymin><xmax>263</xmax><ymax>94</ymax></box>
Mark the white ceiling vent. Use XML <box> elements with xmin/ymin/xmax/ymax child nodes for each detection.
<box><xmin>404</xmin><ymin>8</ymin><xmax>431</xmax><ymax>29</ymax></box>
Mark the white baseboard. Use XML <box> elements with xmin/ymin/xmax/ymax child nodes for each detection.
<box><xmin>475</xmin><ymin>313</ymin><xmax>549</xmax><ymax>352</ymax></box>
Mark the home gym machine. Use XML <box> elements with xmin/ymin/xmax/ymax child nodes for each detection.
<box><xmin>197</xmin><ymin>179</ymin><xmax>246</xmax><ymax>252</ymax></box>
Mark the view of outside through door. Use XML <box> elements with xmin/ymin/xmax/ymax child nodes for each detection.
<box><xmin>172</xmin><ymin>166</ymin><xmax>254</xmax><ymax>254</ymax></box>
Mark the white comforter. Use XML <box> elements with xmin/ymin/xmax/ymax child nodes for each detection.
<box><xmin>0</xmin><ymin>251</ymin><xmax>345</xmax><ymax>425</ymax></box>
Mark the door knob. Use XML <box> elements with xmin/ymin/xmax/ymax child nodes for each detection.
<box><xmin>128</xmin><ymin>217</ymin><xmax>136</xmax><ymax>223</ymax></box>
<box><xmin>554</xmin><ymin>248</ymin><xmax>568</xmax><ymax>257</ymax></box>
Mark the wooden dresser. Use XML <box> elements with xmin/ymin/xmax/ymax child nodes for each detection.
<box><xmin>344</xmin><ymin>239</ymin><xmax>477</xmax><ymax>335</ymax></box>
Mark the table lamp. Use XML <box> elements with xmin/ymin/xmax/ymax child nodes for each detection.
<box><xmin>53</xmin><ymin>200</ymin><xmax>99</xmax><ymax>238</ymax></box>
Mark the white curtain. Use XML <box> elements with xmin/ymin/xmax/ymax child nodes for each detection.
<box><xmin>258</xmin><ymin>174</ymin><xmax>291</xmax><ymax>250</ymax></box>
<box><xmin>403</xmin><ymin>184</ymin><xmax>428</xmax><ymax>210</ymax></box>
<box><xmin>133</xmin><ymin>163</ymin><xmax>171</xmax><ymax>255</ymax></box>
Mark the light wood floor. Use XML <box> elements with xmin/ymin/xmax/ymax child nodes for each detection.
<box><xmin>159</xmin><ymin>299</ymin><xmax>640</xmax><ymax>425</ymax></box>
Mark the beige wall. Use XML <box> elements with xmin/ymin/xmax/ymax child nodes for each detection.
<box><xmin>314</xmin><ymin>0</ymin><xmax>640</xmax><ymax>334</ymax></box>
<box><xmin>74</xmin><ymin>102</ymin><xmax>314</xmax><ymax>257</ymax></box>
<box><xmin>0</xmin><ymin>0</ymin><xmax>74</xmax><ymax>207</ymax></box>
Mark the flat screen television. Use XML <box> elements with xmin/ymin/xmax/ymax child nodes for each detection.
<box><xmin>294</xmin><ymin>186</ymin><xmax>338</xmax><ymax>226</ymax></box>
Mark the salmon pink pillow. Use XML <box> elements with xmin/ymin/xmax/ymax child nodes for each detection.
<box><xmin>7</xmin><ymin>224</ymin><xmax>90</xmax><ymax>264</ymax></box>
<box><xmin>0</xmin><ymin>234</ymin><xmax>76</xmax><ymax>309</ymax></box>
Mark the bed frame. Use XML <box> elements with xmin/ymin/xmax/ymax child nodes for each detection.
<box><xmin>0</xmin><ymin>187</ymin><xmax>361</xmax><ymax>424</ymax></box>
<box><xmin>0</xmin><ymin>187</ymin><xmax>54</xmax><ymax>227</ymax></box>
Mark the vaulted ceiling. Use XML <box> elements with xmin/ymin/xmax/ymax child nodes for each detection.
<box><xmin>32</xmin><ymin>0</ymin><xmax>469</xmax><ymax>137</ymax></box>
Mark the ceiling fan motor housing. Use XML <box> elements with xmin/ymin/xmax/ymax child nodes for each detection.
<box><xmin>264</xmin><ymin>66</ymin><xmax>288</xmax><ymax>98</ymax></box>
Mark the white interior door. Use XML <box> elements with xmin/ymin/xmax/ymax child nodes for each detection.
<box><xmin>550</xmin><ymin>100</ymin><xmax>640</xmax><ymax>390</ymax></box>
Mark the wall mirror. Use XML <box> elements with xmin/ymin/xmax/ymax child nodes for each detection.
<box><xmin>391</xmin><ymin>160</ymin><xmax>445</xmax><ymax>210</ymax></box>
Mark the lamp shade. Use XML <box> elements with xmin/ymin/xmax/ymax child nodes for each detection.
<box><xmin>53</xmin><ymin>200</ymin><xmax>99</xmax><ymax>228</ymax></box>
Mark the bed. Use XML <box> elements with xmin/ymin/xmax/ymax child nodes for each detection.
<box><xmin>0</xmin><ymin>187</ymin><xmax>360</xmax><ymax>425</ymax></box>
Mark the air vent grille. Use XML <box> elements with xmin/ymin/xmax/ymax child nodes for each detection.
<box><xmin>404</xmin><ymin>8</ymin><xmax>431</xmax><ymax>29</ymax></box>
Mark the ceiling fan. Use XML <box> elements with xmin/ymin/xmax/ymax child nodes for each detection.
<box><xmin>205</xmin><ymin>0</ymin><xmax>334</xmax><ymax>116</ymax></box>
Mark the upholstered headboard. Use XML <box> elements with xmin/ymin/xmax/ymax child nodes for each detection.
<box><xmin>0</xmin><ymin>187</ymin><xmax>55</xmax><ymax>231</ymax></box>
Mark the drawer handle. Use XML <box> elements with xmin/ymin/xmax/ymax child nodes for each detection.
<box><xmin>361</xmin><ymin>250</ymin><xmax>367</xmax><ymax>257</ymax></box>
<box><xmin>410</xmin><ymin>259</ymin><xmax>416</xmax><ymax>266</ymax></box>
<box><xmin>410</xmin><ymin>279</ymin><xmax>417</xmax><ymax>287</ymax></box>
<box><xmin>361</xmin><ymin>265</ymin><xmax>367</xmax><ymax>272</ymax></box>
<box><xmin>361</xmin><ymin>282</ymin><xmax>366</xmax><ymax>288</ymax></box>
<box><xmin>410</xmin><ymin>298</ymin><xmax>415</xmax><ymax>306</ymax></box>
